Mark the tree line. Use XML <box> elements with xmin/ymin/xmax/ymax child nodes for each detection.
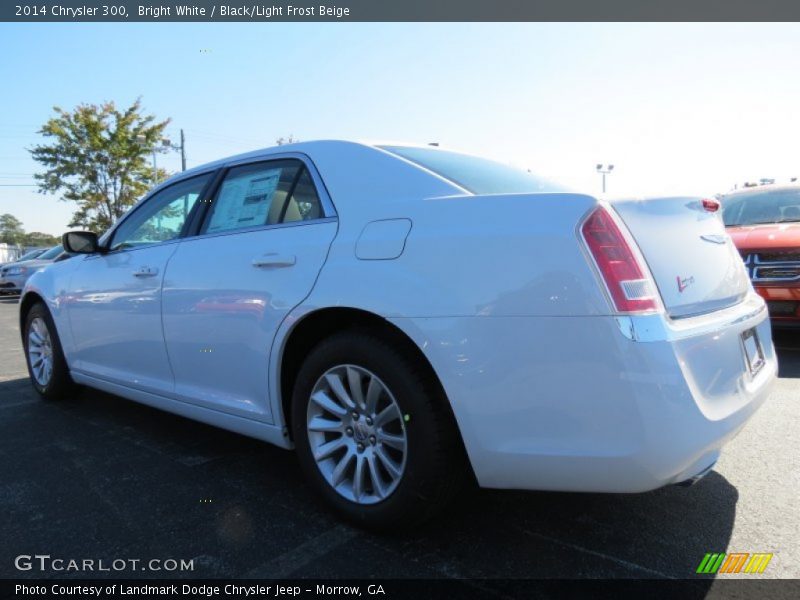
<box><xmin>30</xmin><ymin>98</ymin><xmax>171</xmax><ymax>232</ymax></box>
<box><xmin>0</xmin><ymin>214</ymin><xmax>59</xmax><ymax>247</ymax></box>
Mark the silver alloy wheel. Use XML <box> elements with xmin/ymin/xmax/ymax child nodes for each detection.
<box><xmin>27</xmin><ymin>317</ymin><xmax>54</xmax><ymax>387</ymax></box>
<box><xmin>307</xmin><ymin>364</ymin><xmax>408</xmax><ymax>504</ymax></box>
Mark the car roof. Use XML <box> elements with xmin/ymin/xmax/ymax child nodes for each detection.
<box><xmin>156</xmin><ymin>140</ymin><xmax>445</xmax><ymax>190</ymax></box>
<box><xmin>176</xmin><ymin>139</ymin><xmax>378</xmax><ymax>178</ymax></box>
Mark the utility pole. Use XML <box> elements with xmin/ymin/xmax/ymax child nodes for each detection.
<box><xmin>138</xmin><ymin>130</ymin><xmax>186</xmax><ymax>186</ymax></box>
<box><xmin>180</xmin><ymin>129</ymin><xmax>186</xmax><ymax>171</ymax></box>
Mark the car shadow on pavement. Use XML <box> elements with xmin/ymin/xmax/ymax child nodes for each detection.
<box><xmin>0</xmin><ymin>377</ymin><xmax>737</xmax><ymax>585</ymax></box>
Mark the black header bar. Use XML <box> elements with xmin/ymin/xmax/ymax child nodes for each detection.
<box><xmin>4</xmin><ymin>0</ymin><xmax>800</xmax><ymax>22</ymax></box>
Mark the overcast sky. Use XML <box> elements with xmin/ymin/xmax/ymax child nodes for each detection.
<box><xmin>2</xmin><ymin>22</ymin><xmax>800</xmax><ymax>235</ymax></box>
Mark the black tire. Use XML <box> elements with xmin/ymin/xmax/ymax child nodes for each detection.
<box><xmin>291</xmin><ymin>329</ymin><xmax>466</xmax><ymax>530</ymax></box>
<box><xmin>23</xmin><ymin>302</ymin><xmax>74</xmax><ymax>400</ymax></box>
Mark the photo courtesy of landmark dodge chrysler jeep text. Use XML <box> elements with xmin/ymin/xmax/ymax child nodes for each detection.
<box><xmin>19</xmin><ymin>141</ymin><xmax>776</xmax><ymax>529</ymax></box>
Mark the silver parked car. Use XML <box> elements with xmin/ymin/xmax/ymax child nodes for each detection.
<box><xmin>0</xmin><ymin>247</ymin><xmax>48</xmax><ymax>268</ymax></box>
<box><xmin>0</xmin><ymin>245</ymin><xmax>69</xmax><ymax>295</ymax></box>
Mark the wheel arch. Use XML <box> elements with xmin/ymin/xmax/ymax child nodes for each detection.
<box><xmin>277</xmin><ymin>307</ymin><xmax>462</xmax><ymax>448</ymax></box>
<box><xmin>19</xmin><ymin>291</ymin><xmax>46</xmax><ymax>341</ymax></box>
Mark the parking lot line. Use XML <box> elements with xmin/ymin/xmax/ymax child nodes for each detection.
<box><xmin>522</xmin><ymin>529</ymin><xmax>675</xmax><ymax>579</ymax></box>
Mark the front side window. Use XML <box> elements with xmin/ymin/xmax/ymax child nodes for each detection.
<box><xmin>110</xmin><ymin>173</ymin><xmax>212</xmax><ymax>251</ymax></box>
<box><xmin>202</xmin><ymin>160</ymin><xmax>323</xmax><ymax>235</ymax></box>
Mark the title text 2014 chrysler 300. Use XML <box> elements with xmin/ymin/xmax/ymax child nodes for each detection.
<box><xmin>19</xmin><ymin>141</ymin><xmax>776</xmax><ymax>529</ymax></box>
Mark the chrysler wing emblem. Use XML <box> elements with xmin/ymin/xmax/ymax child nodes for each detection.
<box><xmin>700</xmin><ymin>234</ymin><xmax>728</xmax><ymax>245</ymax></box>
<box><xmin>677</xmin><ymin>275</ymin><xmax>695</xmax><ymax>293</ymax></box>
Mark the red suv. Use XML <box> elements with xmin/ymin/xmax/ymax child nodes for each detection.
<box><xmin>722</xmin><ymin>185</ymin><xmax>800</xmax><ymax>326</ymax></box>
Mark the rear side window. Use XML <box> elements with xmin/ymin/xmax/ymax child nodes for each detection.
<box><xmin>283</xmin><ymin>168</ymin><xmax>323</xmax><ymax>222</ymax></box>
<box><xmin>202</xmin><ymin>160</ymin><xmax>323</xmax><ymax>234</ymax></box>
<box><xmin>379</xmin><ymin>145</ymin><xmax>568</xmax><ymax>195</ymax></box>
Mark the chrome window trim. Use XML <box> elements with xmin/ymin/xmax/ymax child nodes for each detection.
<box><xmin>98</xmin><ymin>151</ymin><xmax>338</xmax><ymax>252</ymax></box>
<box><xmin>181</xmin><ymin>217</ymin><xmax>338</xmax><ymax>244</ymax></box>
<box><xmin>84</xmin><ymin>238</ymin><xmax>185</xmax><ymax>261</ymax></box>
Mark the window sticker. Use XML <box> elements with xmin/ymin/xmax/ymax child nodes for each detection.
<box><xmin>207</xmin><ymin>169</ymin><xmax>281</xmax><ymax>232</ymax></box>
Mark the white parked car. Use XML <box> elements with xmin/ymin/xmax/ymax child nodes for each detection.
<box><xmin>20</xmin><ymin>141</ymin><xmax>776</xmax><ymax>529</ymax></box>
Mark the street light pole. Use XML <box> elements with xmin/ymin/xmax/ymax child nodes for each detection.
<box><xmin>596</xmin><ymin>163</ymin><xmax>614</xmax><ymax>194</ymax></box>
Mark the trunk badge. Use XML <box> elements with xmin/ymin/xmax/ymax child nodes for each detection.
<box><xmin>677</xmin><ymin>275</ymin><xmax>695</xmax><ymax>293</ymax></box>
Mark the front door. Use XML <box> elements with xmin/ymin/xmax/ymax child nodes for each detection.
<box><xmin>66</xmin><ymin>173</ymin><xmax>214</xmax><ymax>394</ymax></box>
<box><xmin>161</xmin><ymin>158</ymin><xmax>337</xmax><ymax>422</ymax></box>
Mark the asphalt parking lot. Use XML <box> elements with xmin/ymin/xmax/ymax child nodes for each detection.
<box><xmin>1</xmin><ymin>296</ymin><xmax>798</xmax><ymax>584</ymax></box>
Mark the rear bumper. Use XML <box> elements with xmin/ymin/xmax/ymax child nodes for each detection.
<box><xmin>390</xmin><ymin>294</ymin><xmax>777</xmax><ymax>493</ymax></box>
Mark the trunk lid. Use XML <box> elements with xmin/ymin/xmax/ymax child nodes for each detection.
<box><xmin>610</xmin><ymin>197</ymin><xmax>750</xmax><ymax>318</ymax></box>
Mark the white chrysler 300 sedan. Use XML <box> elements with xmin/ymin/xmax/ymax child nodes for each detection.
<box><xmin>20</xmin><ymin>141</ymin><xmax>776</xmax><ymax>528</ymax></box>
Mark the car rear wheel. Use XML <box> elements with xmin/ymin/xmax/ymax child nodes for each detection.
<box><xmin>24</xmin><ymin>302</ymin><xmax>74</xmax><ymax>400</ymax></box>
<box><xmin>291</xmin><ymin>329</ymin><xmax>466</xmax><ymax>530</ymax></box>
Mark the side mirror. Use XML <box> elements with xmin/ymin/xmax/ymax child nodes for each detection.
<box><xmin>62</xmin><ymin>231</ymin><xmax>101</xmax><ymax>254</ymax></box>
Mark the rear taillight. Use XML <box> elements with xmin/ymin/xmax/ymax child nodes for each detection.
<box><xmin>581</xmin><ymin>206</ymin><xmax>658</xmax><ymax>314</ymax></box>
<box><xmin>702</xmin><ymin>198</ymin><xmax>720</xmax><ymax>212</ymax></box>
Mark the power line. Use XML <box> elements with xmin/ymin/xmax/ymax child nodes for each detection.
<box><xmin>184</xmin><ymin>129</ymin><xmax>266</xmax><ymax>146</ymax></box>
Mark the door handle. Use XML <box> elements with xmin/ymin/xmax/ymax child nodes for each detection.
<box><xmin>133</xmin><ymin>266</ymin><xmax>159</xmax><ymax>277</ymax></box>
<box><xmin>252</xmin><ymin>254</ymin><xmax>296</xmax><ymax>268</ymax></box>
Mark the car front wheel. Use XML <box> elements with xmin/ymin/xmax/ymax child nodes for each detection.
<box><xmin>23</xmin><ymin>302</ymin><xmax>74</xmax><ymax>400</ymax></box>
<box><xmin>291</xmin><ymin>330</ymin><xmax>465</xmax><ymax>530</ymax></box>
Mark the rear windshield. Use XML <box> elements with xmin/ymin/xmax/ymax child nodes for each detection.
<box><xmin>722</xmin><ymin>188</ymin><xmax>800</xmax><ymax>226</ymax></box>
<box><xmin>379</xmin><ymin>145</ymin><xmax>568</xmax><ymax>195</ymax></box>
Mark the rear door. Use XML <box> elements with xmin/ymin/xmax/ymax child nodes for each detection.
<box><xmin>611</xmin><ymin>197</ymin><xmax>750</xmax><ymax>318</ymax></box>
<box><xmin>161</xmin><ymin>156</ymin><xmax>337</xmax><ymax>422</ymax></box>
